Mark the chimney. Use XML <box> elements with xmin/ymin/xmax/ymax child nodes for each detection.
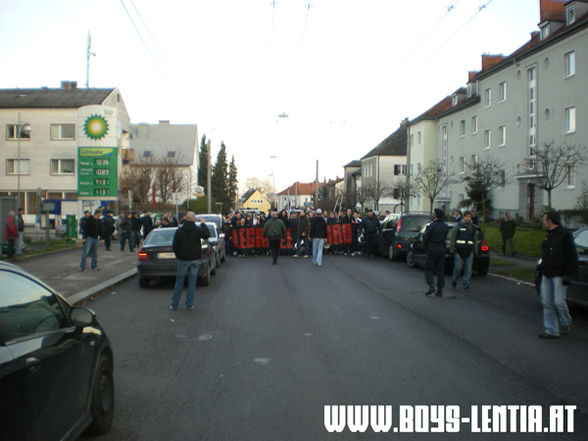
<box><xmin>540</xmin><ymin>0</ymin><xmax>566</xmax><ymax>23</ymax></box>
<box><xmin>481</xmin><ymin>54</ymin><xmax>505</xmax><ymax>71</ymax></box>
<box><xmin>468</xmin><ymin>71</ymin><xmax>478</xmax><ymax>82</ymax></box>
<box><xmin>61</xmin><ymin>81</ymin><xmax>78</xmax><ymax>90</ymax></box>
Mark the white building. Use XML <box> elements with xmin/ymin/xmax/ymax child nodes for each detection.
<box><xmin>0</xmin><ymin>82</ymin><xmax>130</xmax><ymax>217</ymax></box>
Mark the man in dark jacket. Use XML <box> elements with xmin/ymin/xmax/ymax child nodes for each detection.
<box><xmin>423</xmin><ymin>208</ymin><xmax>450</xmax><ymax>297</ymax></box>
<box><xmin>141</xmin><ymin>210</ymin><xmax>154</xmax><ymax>239</ymax></box>
<box><xmin>170</xmin><ymin>211</ymin><xmax>210</xmax><ymax>311</ymax></box>
<box><xmin>449</xmin><ymin>211</ymin><xmax>480</xmax><ymax>291</ymax></box>
<box><xmin>80</xmin><ymin>209</ymin><xmax>103</xmax><ymax>271</ymax></box>
<box><xmin>120</xmin><ymin>213</ymin><xmax>134</xmax><ymax>251</ymax></box>
<box><xmin>310</xmin><ymin>208</ymin><xmax>328</xmax><ymax>266</ymax></box>
<box><xmin>538</xmin><ymin>210</ymin><xmax>578</xmax><ymax>338</ymax></box>
<box><xmin>499</xmin><ymin>212</ymin><xmax>517</xmax><ymax>256</ymax></box>
<box><xmin>362</xmin><ymin>209</ymin><xmax>380</xmax><ymax>259</ymax></box>
<box><xmin>296</xmin><ymin>211</ymin><xmax>309</xmax><ymax>258</ymax></box>
<box><xmin>263</xmin><ymin>210</ymin><xmax>287</xmax><ymax>264</ymax></box>
<box><xmin>102</xmin><ymin>210</ymin><xmax>115</xmax><ymax>251</ymax></box>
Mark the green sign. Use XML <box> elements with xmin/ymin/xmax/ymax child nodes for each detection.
<box><xmin>77</xmin><ymin>147</ymin><xmax>118</xmax><ymax>199</ymax></box>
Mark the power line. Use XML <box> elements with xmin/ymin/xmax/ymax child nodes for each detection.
<box><xmin>300</xmin><ymin>0</ymin><xmax>312</xmax><ymax>48</ymax></box>
<box><xmin>428</xmin><ymin>0</ymin><xmax>494</xmax><ymax>59</ymax></box>
<box><xmin>399</xmin><ymin>0</ymin><xmax>461</xmax><ymax>65</ymax></box>
<box><xmin>119</xmin><ymin>0</ymin><xmax>164</xmax><ymax>76</ymax></box>
<box><xmin>128</xmin><ymin>0</ymin><xmax>167</xmax><ymax>62</ymax></box>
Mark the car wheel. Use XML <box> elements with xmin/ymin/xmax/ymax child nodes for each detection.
<box><xmin>389</xmin><ymin>244</ymin><xmax>400</xmax><ymax>261</ymax></box>
<box><xmin>406</xmin><ymin>251</ymin><xmax>416</xmax><ymax>268</ymax></box>
<box><xmin>138</xmin><ymin>277</ymin><xmax>150</xmax><ymax>288</ymax></box>
<box><xmin>199</xmin><ymin>264</ymin><xmax>211</xmax><ymax>286</ymax></box>
<box><xmin>477</xmin><ymin>264</ymin><xmax>489</xmax><ymax>276</ymax></box>
<box><xmin>86</xmin><ymin>354</ymin><xmax>114</xmax><ymax>435</ymax></box>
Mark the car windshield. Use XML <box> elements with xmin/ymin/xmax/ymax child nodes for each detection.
<box><xmin>201</xmin><ymin>215</ymin><xmax>222</xmax><ymax>228</ymax></box>
<box><xmin>206</xmin><ymin>224</ymin><xmax>218</xmax><ymax>238</ymax></box>
<box><xmin>143</xmin><ymin>228</ymin><xmax>176</xmax><ymax>246</ymax></box>
<box><xmin>402</xmin><ymin>216</ymin><xmax>430</xmax><ymax>232</ymax></box>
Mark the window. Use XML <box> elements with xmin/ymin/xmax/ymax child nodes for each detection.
<box><xmin>394</xmin><ymin>164</ymin><xmax>407</xmax><ymax>176</ymax></box>
<box><xmin>566</xmin><ymin>166</ymin><xmax>575</xmax><ymax>187</ymax></box>
<box><xmin>6</xmin><ymin>159</ymin><xmax>30</xmax><ymax>175</ymax></box>
<box><xmin>47</xmin><ymin>192</ymin><xmax>63</xmax><ymax>199</ymax></box>
<box><xmin>567</xmin><ymin>6</ymin><xmax>576</xmax><ymax>25</ymax></box>
<box><xmin>417</xmin><ymin>162</ymin><xmax>422</xmax><ymax>175</ymax></box>
<box><xmin>540</xmin><ymin>24</ymin><xmax>550</xmax><ymax>40</ymax></box>
<box><xmin>452</xmin><ymin>95</ymin><xmax>458</xmax><ymax>106</ymax></box>
<box><xmin>484</xmin><ymin>130</ymin><xmax>491</xmax><ymax>149</ymax></box>
<box><xmin>167</xmin><ymin>151</ymin><xmax>176</xmax><ymax>158</ymax></box>
<box><xmin>565</xmin><ymin>107</ymin><xmax>576</xmax><ymax>133</ymax></box>
<box><xmin>6</xmin><ymin>124</ymin><xmax>30</xmax><ymax>140</ymax></box>
<box><xmin>497</xmin><ymin>170</ymin><xmax>506</xmax><ymax>188</ymax></box>
<box><xmin>417</xmin><ymin>131</ymin><xmax>422</xmax><ymax>145</ymax></box>
<box><xmin>50</xmin><ymin>159</ymin><xmax>75</xmax><ymax>175</ymax></box>
<box><xmin>498</xmin><ymin>126</ymin><xmax>506</xmax><ymax>146</ymax></box>
<box><xmin>0</xmin><ymin>270</ymin><xmax>67</xmax><ymax>341</ymax></box>
<box><xmin>471</xmin><ymin>116</ymin><xmax>478</xmax><ymax>134</ymax></box>
<box><xmin>50</xmin><ymin>123</ymin><xmax>75</xmax><ymax>140</ymax></box>
<box><xmin>471</xmin><ymin>155</ymin><xmax>478</xmax><ymax>169</ymax></box>
<box><xmin>499</xmin><ymin>82</ymin><xmax>506</xmax><ymax>102</ymax></box>
<box><xmin>459</xmin><ymin>157</ymin><xmax>465</xmax><ymax>173</ymax></box>
<box><xmin>459</xmin><ymin>120</ymin><xmax>465</xmax><ymax>137</ymax></box>
<box><xmin>142</xmin><ymin>151</ymin><xmax>152</xmax><ymax>158</ymax></box>
<box><xmin>565</xmin><ymin>51</ymin><xmax>575</xmax><ymax>77</ymax></box>
<box><xmin>484</xmin><ymin>88</ymin><xmax>491</xmax><ymax>107</ymax></box>
<box><xmin>528</xmin><ymin>67</ymin><xmax>537</xmax><ymax>160</ymax></box>
<box><xmin>409</xmin><ymin>134</ymin><xmax>414</xmax><ymax>148</ymax></box>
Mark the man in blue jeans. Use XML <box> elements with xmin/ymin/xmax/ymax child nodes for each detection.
<box><xmin>310</xmin><ymin>208</ymin><xmax>327</xmax><ymax>266</ymax></box>
<box><xmin>80</xmin><ymin>209</ymin><xmax>103</xmax><ymax>271</ymax></box>
<box><xmin>170</xmin><ymin>212</ymin><xmax>210</xmax><ymax>311</ymax></box>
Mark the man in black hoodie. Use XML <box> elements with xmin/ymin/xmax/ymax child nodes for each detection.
<box><xmin>538</xmin><ymin>210</ymin><xmax>578</xmax><ymax>338</ymax></box>
<box><xmin>170</xmin><ymin>211</ymin><xmax>210</xmax><ymax>311</ymax></box>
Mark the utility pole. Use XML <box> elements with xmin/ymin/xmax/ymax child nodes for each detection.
<box><xmin>86</xmin><ymin>31</ymin><xmax>96</xmax><ymax>88</ymax></box>
<box><xmin>207</xmin><ymin>140</ymin><xmax>212</xmax><ymax>213</ymax></box>
<box><xmin>314</xmin><ymin>160</ymin><xmax>319</xmax><ymax>207</ymax></box>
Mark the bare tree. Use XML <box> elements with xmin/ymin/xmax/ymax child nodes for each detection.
<box><xmin>120</xmin><ymin>162</ymin><xmax>153</xmax><ymax>204</ymax></box>
<box><xmin>393</xmin><ymin>180</ymin><xmax>414</xmax><ymax>213</ymax></box>
<box><xmin>413</xmin><ymin>160</ymin><xmax>455</xmax><ymax>214</ymax></box>
<box><xmin>365</xmin><ymin>181</ymin><xmax>393</xmax><ymax>212</ymax></box>
<box><xmin>462</xmin><ymin>155</ymin><xmax>507</xmax><ymax>223</ymax></box>
<box><xmin>152</xmin><ymin>155</ymin><xmax>188</xmax><ymax>205</ymax></box>
<box><xmin>242</xmin><ymin>176</ymin><xmax>274</xmax><ymax>195</ymax></box>
<box><xmin>529</xmin><ymin>142</ymin><xmax>588</xmax><ymax>209</ymax></box>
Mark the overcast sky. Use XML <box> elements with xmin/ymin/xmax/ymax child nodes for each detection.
<box><xmin>0</xmin><ymin>0</ymin><xmax>541</xmax><ymax>193</ymax></box>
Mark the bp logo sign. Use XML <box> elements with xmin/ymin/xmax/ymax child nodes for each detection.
<box><xmin>83</xmin><ymin>114</ymin><xmax>109</xmax><ymax>140</ymax></box>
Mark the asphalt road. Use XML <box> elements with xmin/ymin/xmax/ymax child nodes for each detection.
<box><xmin>80</xmin><ymin>253</ymin><xmax>588</xmax><ymax>441</ymax></box>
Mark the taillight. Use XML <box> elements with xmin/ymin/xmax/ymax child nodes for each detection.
<box><xmin>137</xmin><ymin>249</ymin><xmax>150</xmax><ymax>261</ymax></box>
<box><xmin>397</xmin><ymin>243</ymin><xmax>402</xmax><ymax>249</ymax></box>
<box><xmin>396</xmin><ymin>218</ymin><xmax>403</xmax><ymax>233</ymax></box>
<box><xmin>481</xmin><ymin>239</ymin><xmax>489</xmax><ymax>252</ymax></box>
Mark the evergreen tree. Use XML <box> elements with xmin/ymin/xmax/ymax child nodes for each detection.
<box><xmin>211</xmin><ymin>142</ymin><xmax>229</xmax><ymax>210</ymax></box>
<box><xmin>228</xmin><ymin>155</ymin><xmax>238</xmax><ymax>210</ymax></box>
<box><xmin>197</xmin><ymin>134</ymin><xmax>209</xmax><ymax>189</ymax></box>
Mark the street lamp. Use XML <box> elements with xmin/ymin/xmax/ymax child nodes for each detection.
<box><xmin>16</xmin><ymin>112</ymin><xmax>32</xmax><ymax>210</ymax></box>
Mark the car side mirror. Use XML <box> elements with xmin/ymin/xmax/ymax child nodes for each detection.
<box><xmin>71</xmin><ymin>307</ymin><xmax>96</xmax><ymax>327</ymax></box>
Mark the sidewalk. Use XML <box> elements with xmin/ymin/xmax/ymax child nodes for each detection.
<box><xmin>15</xmin><ymin>246</ymin><xmax>138</xmax><ymax>305</ymax></box>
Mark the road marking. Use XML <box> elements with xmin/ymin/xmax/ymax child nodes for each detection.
<box><xmin>304</xmin><ymin>333</ymin><xmax>313</xmax><ymax>337</ymax></box>
<box><xmin>370</xmin><ymin>316</ymin><xmax>380</xmax><ymax>320</ymax></box>
<box><xmin>197</xmin><ymin>334</ymin><xmax>212</xmax><ymax>341</ymax></box>
<box><xmin>253</xmin><ymin>358</ymin><xmax>270</xmax><ymax>366</ymax></box>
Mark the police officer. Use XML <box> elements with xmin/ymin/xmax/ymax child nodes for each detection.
<box><xmin>423</xmin><ymin>208</ymin><xmax>450</xmax><ymax>297</ymax></box>
<box><xmin>449</xmin><ymin>210</ymin><xmax>480</xmax><ymax>291</ymax></box>
<box><xmin>362</xmin><ymin>209</ymin><xmax>380</xmax><ymax>259</ymax></box>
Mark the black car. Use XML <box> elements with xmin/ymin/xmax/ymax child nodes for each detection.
<box><xmin>535</xmin><ymin>226</ymin><xmax>588</xmax><ymax>306</ymax></box>
<box><xmin>137</xmin><ymin>227</ymin><xmax>215</xmax><ymax>288</ymax></box>
<box><xmin>406</xmin><ymin>222</ymin><xmax>490</xmax><ymax>276</ymax></box>
<box><xmin>0</xmin><ymin>262</ymin><xmax>114</xmax><ymax>440</ymax></box>
<box><xmin>375</xmin><ymin>213</ymin><xmax>431</xmax><ymax>261</ymax></box>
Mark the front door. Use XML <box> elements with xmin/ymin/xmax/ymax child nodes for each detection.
<box><xmin>528</xmin><ymin>184</ymin><xmax>535</xmax><ymax>220</ymax></box>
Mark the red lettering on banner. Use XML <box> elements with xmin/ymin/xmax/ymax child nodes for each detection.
<box><xmin>239</xmin><ymin>228</ymin><xmax>247</xmax><ymax>250</ymax></box>
<box><xmin>255</xmin><ymin>227</ymin><xmax>265</xmax><ymax>248</ymax></box>
<box><xmin>327</xmin><ymin>225</ymin><xmax>334</xmax><ymax>244</ymax></box>
<box><xmin>341</xmin><ymin>223</ymin><xmax>352</xmax><ymax>244</ymax></box>
<box><xmin>246</xmin><ymin>228</ymin><xmax>256</xmax><ymax>249</ymax></box>
<box><xmin>332</xmin><ymin>224</ymin><xmax>342</xmax><ymax>245</ymax></box>
<box><xmin>280</xmin><ymin>228</ymin><xmax>293</xmax><ymax>249</ymax></box>
<box><xmin>232</xmin><ymin>229</ymin><xmax>241</xmax><ymax>250</ymax></box>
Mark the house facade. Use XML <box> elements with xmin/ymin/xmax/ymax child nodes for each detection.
<box><xmin>239</xmin><ymin>188</ymin><xmax>271</xmax><ymax>213</ymax></box>
<box><xmin>276</xmin><ymin>181</ymin><xmax>322</xmax><ymax>211</ymax></box>
<box><xmin>0</xmin><ymin>83</ymin><xmax>131</xmax><ymax>217</ymax></box>
<box><xmin>360</xmin><ymin>125</ymin><xmax>407</xmax><ymax>213</ymax></box>
<box><xmin>434</xmin><ymin>0</ymin><xmax>588</xmax><ymax>220</ymax></box>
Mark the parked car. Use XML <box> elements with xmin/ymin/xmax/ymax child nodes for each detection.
<box><xmin>375</xmin><ymin>213</ymin><xmax>431</xmax><ymax>261</ymax></box>
<box><xmin>406</xmin><ymin>222</ymin><xmax>490</xmax><ymax>276</ymax></box>
<box><xmin>205</xmin><ymin>222</ymin><xmax>226</xmax><ymax>267</ymax></box>
<box><xmin>535</xmin><ymin>226</ymin><xmax>588</xmax><ymax>305</ymax></box>
<box><xmin>136</xmin><ymin>227</ymin><xmax>215</xmax><ymax>288</ymax></box>
<box><xmin>199</xmin><ymin>213</ymin><xmax>223</xmax><ymax>230</ymax></box>
<box><xmin>0</xmin><ymin>261</ymin><xmax>114</xmax><ymax>440</ymax></box>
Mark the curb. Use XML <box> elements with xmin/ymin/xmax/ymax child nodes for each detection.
<box><xmin>70</xmin><ymin>268</ymin><xmax>138</xmax><ymax>305</ymax></box>
<box><xmin>489</xmin><ymin>272</ymin><xmax>534</xmax><ymax>287</ymax></box>
<box><xmin>2</xmin><ymin>244</ymin><xmax>82</xmax><ymax>262</ymax></box>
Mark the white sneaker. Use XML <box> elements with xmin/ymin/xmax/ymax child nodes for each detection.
<box><xmin>318</xmin><ymin>262</ymin><xmax>322</xmax><ymax>266</ymax></box>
